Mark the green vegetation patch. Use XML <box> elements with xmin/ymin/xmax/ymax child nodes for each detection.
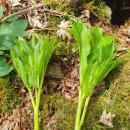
<box><xmin>0</xmin><ymin>77</ymin><xmax>20</xmax><ymax>115</ymax></box>
<box><xmin>84</xmin><ymin>60</ymin><xmax>130</xmax><ymax>130</ymax></box>
<box><xmin>84</xmin><ymin>0</ymin><xmax>112</xmax><ymax>23</ymax></box>
<box><xmin>44</xmin><ymin>0</ymin><xmax>74</xmax><ymax>14</ymax></box>
<box><xmin>40</xmin><ymin>93</ymin><xmax>77</xmax><ymax>130</ymax></box>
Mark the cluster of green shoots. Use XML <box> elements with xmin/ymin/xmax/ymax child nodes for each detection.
<box><xmin>70</xmin><ymin>19</ymin><xmax>121</xmax><ymax>130</ymax></box>
<box><xmin>10</xmin><ymin>19</ymin><xmax>120</xmax><ymax>130</ymax></box>
<box><xmin>10</xmin><ymin>36</ymin><xmax>55</xmax><ymax>130</ymax></box>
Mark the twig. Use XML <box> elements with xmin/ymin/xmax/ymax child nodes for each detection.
<box><xmin>1</xmin><ymin>3</ymin><xmax>75</xmax><ymax>23</ymax></box>
<box><xmin>1</xmin><ymin>4</ymin><xmax>45</xmax><ymax>23</ymax></box>
<box><xmin>121</xmin><ymin>7</ymin><xmax>130</xmax><ymax>10</ymax></box>
<box><xmin>33</xmin><ymin>27</ymin><xmax>57</xmax><ymax>31</ymax></box>
<box><xmin>43</xmin><ymin>8</ymin><xmax>74</xmax><ymax>18</ymax></box>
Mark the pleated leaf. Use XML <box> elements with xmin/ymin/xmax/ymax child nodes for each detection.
<box><xmin>10</xmin><ymin>36</ymin><xmax>55</xmax><ymax>89</ymax></box>
<box><xmin>71</xmin><ymin>19</ymin><xmax>121</xmax><ymax>96</ymax></box>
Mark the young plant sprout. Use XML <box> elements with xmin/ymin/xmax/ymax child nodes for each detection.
<box><xmin>10</xmin><ymin>36</ymin><xmax>55</xmax><ymax>130</ymax></box>
<box><xmin>70</xmin><ymin>19</ymin><xmax>121</xmax><ymax>130</ymax></box>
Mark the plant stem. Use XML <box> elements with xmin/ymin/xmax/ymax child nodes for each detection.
<box><xmin>80</xmin><ymin>96</ymin><xmax>90</xmax><ymax>127</ymax></box>
<box><xmin>37</xmin><ymin>88</ymin><xmax>42</xmax><ymax>109</ymax></box>
<box><xmin>34</xmin><ymin>106</ymin><xmax>39</xmax><ymax>130</ymax></box>
<box><xmin>75</xmin><ymin>90</ymin><xmax>86</xmax><ymax>130</ymax></box>
<box><xmin>28</xmin><ymin>89</ymin><xmax>36</xmax><ymax>108</ymax></box>
<box><xmin>29</xmin><ymin>88</ymin><xmax>42</xmax><ymax>130</ymax></box>
<box><xmin>34</xmin><ymin>87</ymin><xmax>42</xmax><ymax>130</ymax></box>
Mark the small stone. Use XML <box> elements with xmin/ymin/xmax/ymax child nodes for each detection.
<box><xmin>46</xmin><ymin>63</ymin><xmax>64</xmax><ymax>79</ymax></box>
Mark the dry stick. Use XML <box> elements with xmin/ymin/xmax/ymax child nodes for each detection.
<box><xmin>1</xmin><ymin>4</ymin><xmax>75</xmax><ymax>23</ymax></box>
<box><xmin>121</xmin><ymin>7</ymin><xmax>130</xmax><ymax>10</ymax></box>
<box><xmin>32</xmin><ymin>27</ymin><xmax>57</xmax><ymax>31</ymax></box>
<box><xmin>43</xmin><ymin>8</ymin><xmax>74</xmax><ymax>18</ymax></box>
<box><xmin>1</xmin><ymin>4</ymin><xmax>45</xmax><ymax>23</ymax></box>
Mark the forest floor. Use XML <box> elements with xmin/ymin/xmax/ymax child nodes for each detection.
<box><xmin>0</xmin><ymin>0</ymin><xmax>130</xmax><ymax>130</ymax></box>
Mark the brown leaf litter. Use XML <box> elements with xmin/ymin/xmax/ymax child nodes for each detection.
<box><xmin>0</xmin><ymin>93</ymin><xmax>33</xmax><ymax>130</ymax></box>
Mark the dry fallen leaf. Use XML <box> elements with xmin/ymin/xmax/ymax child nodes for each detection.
<box><xmin>28</xmin><ymin>15</ymin><xmax>43</xmax><ymax>28</ymax></box>
<box><xmin>0</xmin><ymin>93</ymin><xmax>33</xmax><ymax>130</ymax></box>
<box><xmin>7</xmin><ymin>0</ymin><xmax>21</xmax><ymax>6</ymax></box>
<box><xmin>100</xmin><ymin>109</ymin><xmax>115</xmax><ymax>128</ymax></box>
<box><xmin>57</xmin><ymin>29</ymin><xmax>73</xmax><ymax>40</ymax></box>
<box><xmin>58</xmin><ymin>20</ymin><xmax>72</xmax><ymax>29</ymax></box>
<box><xmin>0</xmin><ymin>0</ymin><xmax>11</xmax><ymax>12</ymax></box>
<box><xmin>70</xmin><ymin>68</ymin><xmax>78</xmax><ymax>79</ymax></box>
<box><xmin>79</xmin><ymin>9</ymin><xmax>90</xmax><ymax>19</ymax></box>
<box><xmin>57</xmin><ymin>21</ymin><xmax>73</xmax><ymax>40</ymax></box>
<box><xmin>0</xmin><ymin>0</ymin><xmax>6</xmax><ymax>6</ymax></box>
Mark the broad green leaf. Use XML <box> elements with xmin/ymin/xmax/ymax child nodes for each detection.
<box><xmin>0</xmin><ymin>19</ymin><xmax>28</xmax><ymax>50</ymax></box>
<box><xmin>0</xmin><ymin>57</ymin><xmax>13</xmax><ymax>76</ymax></box>
<box><xmin>0</xmin><ymin>20</ymin><xmax>27</xmax><ymax>36</ymax></box>
<box><xmin>0</xmin><ymin>17</ymin><xmax>28</xmax><ymax>77</ymax></box>
<box><xmin>7</xmin><ymin>16</ymin><xmax>18</xmax><ymax>21</ymax></box>
<box><xmin>0</xmin><ymin>51</ymin><xmax>3</xmax><ymax>55</ymax></box>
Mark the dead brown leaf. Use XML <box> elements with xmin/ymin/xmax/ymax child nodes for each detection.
<box><xmin>100</xmin><ymin>109</ymin><xmax>115</xmax><ymax>128</ymax></box>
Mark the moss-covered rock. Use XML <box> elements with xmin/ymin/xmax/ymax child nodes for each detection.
<box><xmin>84</xmin><ymin>0</ymin><xmax>112</xmax><ymax>23</ymax></box>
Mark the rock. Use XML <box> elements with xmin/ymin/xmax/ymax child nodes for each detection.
<box><xmin>46</xmin><ymin>63</ymin><xmax>64</xmax><ymax>79</ymax></box>
<box><xmin>103</xmin><ymin>0</ymin><xmax>130</xmax><ymax>25</ymax></box>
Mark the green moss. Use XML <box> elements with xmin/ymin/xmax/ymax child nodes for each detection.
<box><xmin>0</xmin><ymin>77</ymin><xmax>20</xmax><ymax>115</ymax></box>
<box><xmin>44</xmin><ymin>0</ymin><xmax>74</xmax><ymax>14</ymax></box>
<box><xmin>84</xmin><ymin>0</ymin><xmax>112</xmax><ymax>23</ymax></box>
<box><xmin>83</xmin><ymin>59</ymin><xmax>130</xmax><ymax>130</ymax></box>
<box><xmin>40</xmin><ymin>93</ymin><xmax>77</xmax><ymax>130</ymax></box>
<box><xmin>47</xmin><ymin>16</ymin><xmax>61</xmax><ymax>28</ymax></box>
<box><xmin>54</xmin><ymin>41</ymin><xmax>78</xmax><ymax>58</ymax></box>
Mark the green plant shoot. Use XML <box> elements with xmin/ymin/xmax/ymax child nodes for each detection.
<box><xmin>70</xmin><ymin>19</ymin><xmax>121</xmax><ymax>130</ymax></box>
<box><xmin>10</xmin><ymin>36</ymin><xmax>55</xmax><ymax>130</ymax></box>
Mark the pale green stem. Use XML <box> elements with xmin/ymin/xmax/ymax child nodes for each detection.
<box><xmin>34</xmin><ymin>87</ymin><xmax>42</xmax><ymax>130</ymax></box>
<box><xmin>75</xmin><ymin>89</ymin><xmax>86</xmax><ymax>130</ymax></box>
<box><xmin>28</xmin><ymin>87</ymin><xmax>42</xmax><ymax>130</ymax></box>
<box><xmin>28</xmin><ymin>89</ymin><xmax>36</xmax><ymax>108</ymax></box>
<box><xmin>80</xmin><ymin>96</ymin><xmax>90</xmax><ymax>127</ymax></box>
<box><xmin>35</xmin><ymin>88</ymin><xmax>38</xmax><ymax>100</ymax></box>
<box><xmin>34</xmin><ymin>106</ymin><xmax>39</xmax><ymax>130</ymax></box>
<box><xmin>37</xmin><ymin>83</ymin><xmax>43</xmax><ymax>108</ymax></box>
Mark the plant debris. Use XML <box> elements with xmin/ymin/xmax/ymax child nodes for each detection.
<box><xmin>100</xmin><ymin>109</ymin><xmax>115</xmax><ymax>128</ymax></box>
